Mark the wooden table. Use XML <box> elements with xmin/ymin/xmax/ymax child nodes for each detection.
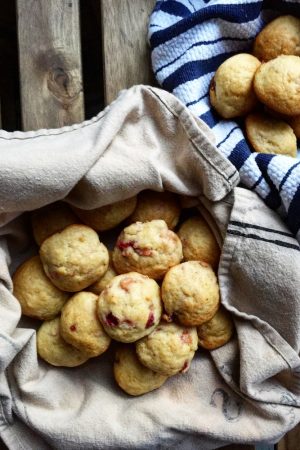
<box><xmin>0</xmin><ymin>1</ymin><xmax>298</xmax><ymax>449</ymax></box>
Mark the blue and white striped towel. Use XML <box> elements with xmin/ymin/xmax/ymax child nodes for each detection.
<box><xmin>149</xmin><ymin>0</ymin><xmax>300</xmax><ymax>242</ymax></box>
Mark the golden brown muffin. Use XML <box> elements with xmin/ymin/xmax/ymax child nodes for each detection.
<box><xmin>245</xmin><ymin>112</ymin><xmax>297</xmax><ymax>157</ymax></box>
<box><xmin>60</xmin><ymin>291</ymin><xmax>111</xmax><ymax>357</ymax></box>
<box><xmin>31</xmin><ymin>202</ymin><xmax>79</xmax><ymax>246</ymax></box>
<box><xmin>112</xmin><ymin>220</ymin><xmax>183</xmax><ymax>279</ymax></box>
<box><xmin>136</xmin><ymin>322</ymin><xmax>198</xmax><ymax>376</ymax></box>
<box><xmin>254</xmin><ymin>55</ymin><xmax>300</xmax><ymax>116</ymax></box>
<box><xmin>209</xmin><ymin>53</ymin><xmax>260</xmax><ymax>118</ymax></box>
<box><xmin>130</xmin><ymin>190</ymin><xmax>181</xmax><ymax>229</ymax></box>
<box><xmin>162</xmin><ymin>261</ymin><xmax>220</xmax><ymax>326</ymax></box>
<box><xmin>178</xmin><ymin>216</ymin><xmax>220</xmax><ymax>270</ymax></box>
<box><xmin>72</xmin><ymin>196</ymin><xmax>137</xmax><ymax>231</ymax></box>
<box><xmin>197</xmin><ymin>306</ymin><xmax>234</xmax><ymax>350</ymax></box>
<box><xmin>13</xmin><ymin>255</ymin><xmax>70</xmax><ymax>320</ymax></box>
<box><xmin>40</xmin><ymin>224</ymin><xmax>109</xmax><ymax>292</ymax></box>
<box><xmin>114</xmin><ymin>346</ymin><xmax>168</xmax><ymax>396</ymax></box>
<box><xmin>37</xmin><ymin>317</ymin><xmax>90</xmax><ymax>367</ymax></box>
<box><xmin>253</xmin><ymin>15</ymin><xmax>300</xmax><ymax>62</ymax></box>
<box><xmin>98</xmin><ymin>272</ymin><xmax>162</xmax><ymax>343</ymax></box>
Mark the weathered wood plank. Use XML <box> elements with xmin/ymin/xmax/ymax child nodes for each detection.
<box><xmin>17</xmin><ymin>0</ymin><xmax>84</xmax><ymax>130</ymax></box>
<box><xmin>101</xmin><ymin>0</ymin><xmax>156</xmax><ymax>105</ymax></box>
<box><xmin>278</xmin><ymin>424</ymin><xmax>300</xmax><ymax>450</ymax></box>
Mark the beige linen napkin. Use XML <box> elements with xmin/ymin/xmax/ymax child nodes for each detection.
<box><xmin>0</xmin><ymin>85</ymin><xmax>299</xmax><ymax>450</ymax></box>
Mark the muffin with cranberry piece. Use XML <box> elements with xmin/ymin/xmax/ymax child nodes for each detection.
<box><xmin>136</xmin><ymin>322</ymin><xmax>198</xmax><ymax>376</ymax></box>
<box><xmin>98</xmin><ymin>272</ymin><xmax>162</xmax><ymax>343</ymax></box>
<box><xmin>60</xmin><ymin>291</ymin><xmax>111</xmax><ymax>357</ymax></box>
<box><xmin>113</xmin><ymin>220</ymin><xmax>183</xmax><ymax>279</ymax></box>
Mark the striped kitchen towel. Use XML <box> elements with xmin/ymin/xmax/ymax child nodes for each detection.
<box><xmin>149</xmin><ymin>0</ymin><xmax>300</xmax><ymax>242</ymax></box>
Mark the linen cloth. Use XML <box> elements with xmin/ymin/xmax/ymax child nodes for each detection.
<box><xmin>0</xmin><ymin>85</ymin><xmax>300</xmax><ymax>450</ymax></box>
<box><xmin>149</xmin><ymin>0</ymin><xmax>300</xmax><ymax>241</ymax></box>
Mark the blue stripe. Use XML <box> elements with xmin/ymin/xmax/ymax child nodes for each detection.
<box><xmin>155</xmin><ymin>36</ymin><xmax>253</xmax><ymax>76</ymax></box>
<box><xmin>228</xmin><ymin>140</ymin><xmax>251</xmax><ymax>170</ymax></box>
<box><xmin>162</xmin><ymin>51</ymin><xmax>235</xmax><ymax>91</ymax></box>
<box><xmin>200</xmin><ymin>109</ymin><xmax>219</xmax><ymax>128</ymax></box>
<box><xmin>279</xmin><ymin>161</ymin><xmax>300</xmax><ymax>193</ymax></box>
<box><xmin>159</xmin><ymin>1</ymin><xmax>192</xmax><ymax>18</ymax></box>
<box><xmin>251</xmin><ymin>174</ymin><xmax>263</xmax><ymax>190</ymax></box>
<box><xmin>255</xmin><ymin>154</ymin><xmax>281</xmax><ymax>210</ymax></box>
<box><xmin>287</xmin><ymin>185</ymin><xmax>300</xmax><ymax>235</ymax></box>
<box><xmin>149</xmin><ymin>23</ymin><xmax>162</xmax><ymax>28</ymax></box>
<box><xmin>217</xmin><ymin>126</ymin><xmax>239</xmax><ymax>148</ymax></box>
<box><xmin>186</xmin><ymin>93</ymin><xmax>208</xmax><ymax>107</ymax></box>
<box><xmin>150</xmin><ymin>2</ymin><xmax>263</xmax><ymax>48</ymax></box>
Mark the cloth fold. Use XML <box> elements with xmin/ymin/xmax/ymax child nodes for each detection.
<box><xmin>0</xmin><ymin>85</ymin><xmax>299</xmax><ymax>449</ymax></box>
<box><xmin>149</xmin><ymin>0</ymin><xmax>300</xmax><ymax>241</ymax></box>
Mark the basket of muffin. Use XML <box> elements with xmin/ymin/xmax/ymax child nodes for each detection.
<box><xmin>13</xmin><ymin>191</ymin><xmax>234</xmax><ymax>396</ymax></box>
<box><xmin>210</xmin><ymin>14</ymin><xmax>300</xmax><ymax>157</ymax></box>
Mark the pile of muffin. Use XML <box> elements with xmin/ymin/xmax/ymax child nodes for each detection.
<box><xmin>13</xmin><ymin>191</ymin><xmax>234</xmax><ymax>396</ymax></box>
<box><xmin>210</xmin><ymin>15</ymin><xmax>300</xmax><ymax>158</ymax></box>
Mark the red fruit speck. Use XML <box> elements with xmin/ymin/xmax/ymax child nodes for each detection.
<box><xmin>146</xmin><ymin>312</ymin><xmax>155</xmax><ymax>328</ymax></box>
<box><xmin>117</xmin><ymin>240</ymin><xmax>135</xmax><ymax>250</ymax></box>
<box><xmin>105</xmin><ymin>312</ymin><xmax>119</xmax><ymax>327</ymax></box>
<box><xmin>70</xmin><ymin>324</ymin><xmax>77</xmax><ymax>332</ymax></box>
<box><xmin>181</xmin><ymin>330</ymin><xmax>192</xmax><ymax>345</ymax></box>
<box><xmin>134</xmin><ymin>247</ymin><xmax>152</xmax><ymax>257</ymax></box>
<box><xmin>120</xmin><ymin>277</ymin><xmax>134</xmax><ymax>292</ymax></box>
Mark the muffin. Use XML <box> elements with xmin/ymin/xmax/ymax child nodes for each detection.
<box><xmin>113</xmin><ymin>220</ymin><xmax>183</xmax><ymax>279</ymax></box>
<box><xmin>98</xmin><ymin>272</ymin><xmax>162</xmax><ymax>343</ymax></box>
<box><xmin>37</xmin><ymin>317</ymin><xmax>89</xmax><ymax>367</ymax></box>
<box><xmin>72</xmin><ymin>196</ymin><xmax>137</xmax><ymax>231</ymax></box>
<box><xmin>178</xmin><ymin>216</ymin><xmax>220</xmax><ymax>270</ymax></box>
<box><xmin>254</xmin><ymin>55</ymin><xmax>300</xmax><ymax>116</ymax></box>
<box><xmin>31</xmin><ymin>202</ymin><xmax>79</xmax><ymax>246</ymax></box>
<box><xmin>253</xmin><ymin>15</ymin><xmax>300</xmax><ymax>62</ymax></box>
<box><xmin>60</xmin><ymin>291</ymin><xmax>111</xmax><ymax>357</ymax></box>
<box><xmin>162</xmin><ymin>261</ymin><xmax>220</xmax><ymax>326</ymax></box>
<box><xmin>13</xmin><ymin>255</ymin><xmax>69</xmax><ymax>320</ymax></box>
<box><xmin>114</xmin><ymin>346</ymin><xmax>168</xmax><ymax>396</ymax></box>
<box><xmin>245</xmin><ymin>112</ymin><xmax>297</xmax><ymax>157</ymax></box>
<box><xmin>210</xmin><ymin>53</ymin><xmax>260</xmax><ymax>118</ymax></box>
<box><xmin>136</xmin><ymin>322</ymin><xmax>198</xmax><ymax>376</ymax></box>
<box><xmin>197</xmin><ymin>306</ymin><xmax>234</xmax><ymax>350</ymax></box>
<box><xmin>130</xmin><ymin>190</ymin><xmax>180</xmax><ymax>229</ymax></box>
<box><xmin>40</xmin><ymin>224</ymin><xmax>109</xmax><ymax>292</ymax></box>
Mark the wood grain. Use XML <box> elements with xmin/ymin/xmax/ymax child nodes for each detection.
<box><xmin>278</xmin><ymin>424</ymin><xmax>300</xmax><ymax>450</ymax></box>
<box><xmin>17</xmin><ymin>0</ymin><xmax>84</xmax><ymax>130</ymax></box>
<box><xmin>100</xmin><ymin>0</ymin><xmax>156</xmax><ymax>105</ymax></box>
